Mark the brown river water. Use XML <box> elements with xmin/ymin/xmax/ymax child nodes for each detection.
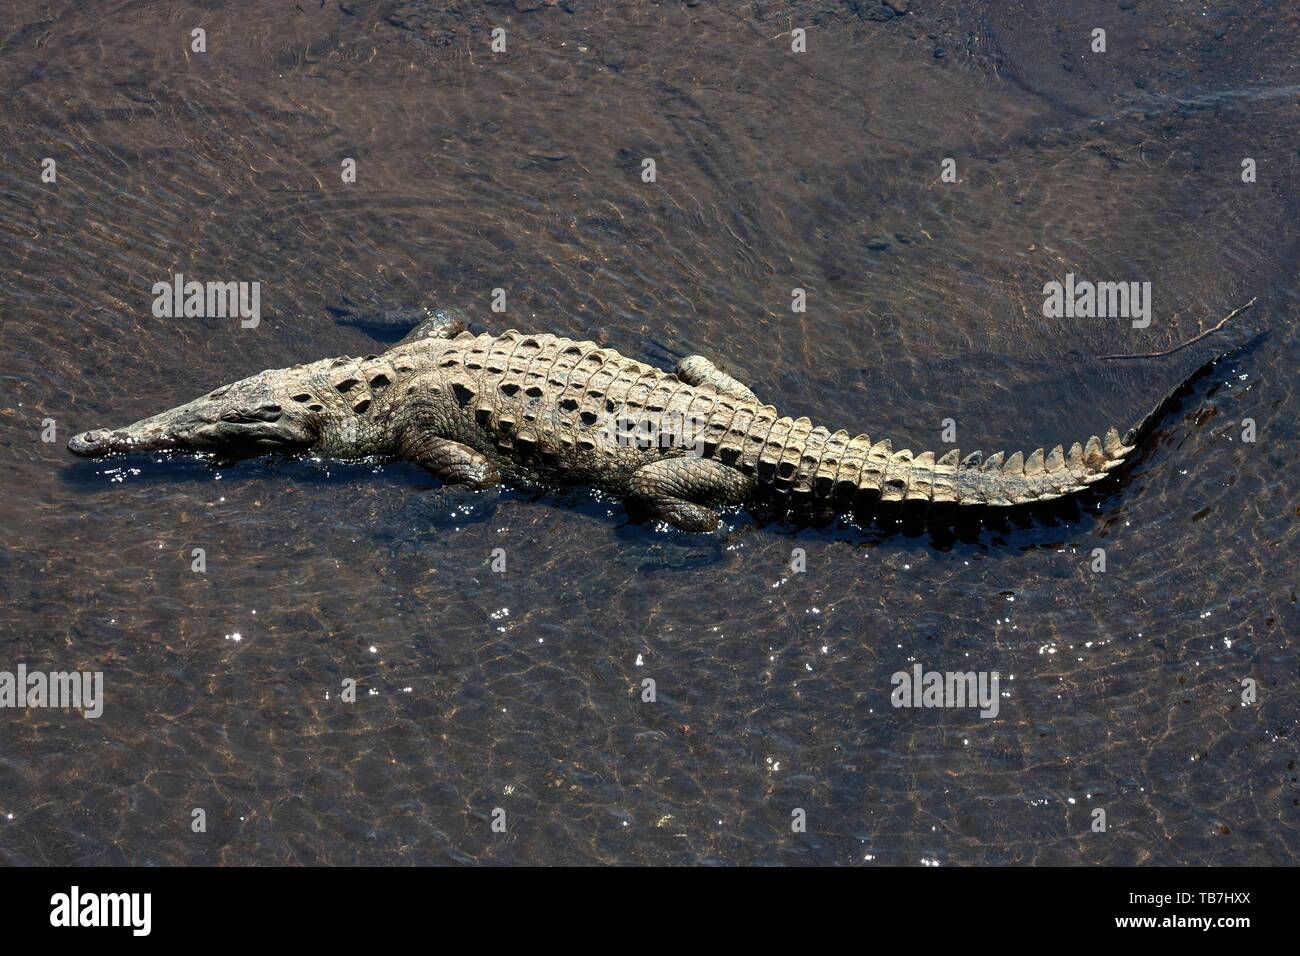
<box><xmin>1</xmin><ymin>1</ymin><xmax>1297</xmax><ymax>865</ymax></box>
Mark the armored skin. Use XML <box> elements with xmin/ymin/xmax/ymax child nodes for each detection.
<box><xmin>69</xmin><ymin>310</ymin><xmax>1204</xmax><ymax>531</ymax></box>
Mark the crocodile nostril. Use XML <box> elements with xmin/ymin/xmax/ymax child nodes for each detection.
<box><xmin>68</xmin><ymin>430</ymin><xmax>109</xmax><ymax>457</ymax></box>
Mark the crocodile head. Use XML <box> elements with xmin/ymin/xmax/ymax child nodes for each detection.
<box><xmin>68</xmin><ymin>367</ymin><xmax>328</xmax><ymax>460</ymax></box>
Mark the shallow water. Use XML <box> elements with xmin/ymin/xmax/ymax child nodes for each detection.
<box><xmin>1</xmin><ymin>1</ymin><xmax>1297</xmax><ymax>865</ymax></box>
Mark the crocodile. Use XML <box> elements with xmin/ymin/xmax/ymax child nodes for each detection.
<box><xmin>67</xmin><ymin>309</ymin><xmax>1231</xmax><ymax>531</ymax></box>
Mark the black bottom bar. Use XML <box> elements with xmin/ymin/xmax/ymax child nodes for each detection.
<box><xmin>0</xmin><ymin>865</ymin><xmax>1280</xmax><ymax>942</ymax></box>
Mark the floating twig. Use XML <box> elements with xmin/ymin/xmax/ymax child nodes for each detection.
<box><xmin>1100</xmin><ymin>297</ymin><xmax>1257</xmax><ymax>360</ymax></box>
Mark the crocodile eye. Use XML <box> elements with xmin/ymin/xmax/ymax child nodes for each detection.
<box><xmin>221</xmin><ymin>403</ymin><xmax>282</xmax><ymax>423</ymax></box>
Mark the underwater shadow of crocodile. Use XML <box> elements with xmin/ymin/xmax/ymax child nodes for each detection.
<box><xmin>66</xmin><ymin>306</ymin><xmax>1260</xmax><ymax>537</ymax></box>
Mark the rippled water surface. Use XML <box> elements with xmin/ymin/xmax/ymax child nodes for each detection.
<box><xmin>1</xmin><ymin>1</ymin><xmax>1297</xmax><ymax>865</ymax></box>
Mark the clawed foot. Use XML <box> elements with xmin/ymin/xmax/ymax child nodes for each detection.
<box><xmin>626</xmin><ymin>458</ymin><xmax>754</xmax><ymax>532</ymax></box>
<box><xmin>674</xmin><ymin>355</ymin><xmax>761</xmax><ymax>404</ymax></box>
<box><xmin>408</xmin><ymin>437</ymin><xmax>501</xmax><ymax>489</ymax></box>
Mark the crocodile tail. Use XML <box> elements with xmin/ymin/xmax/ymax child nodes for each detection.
<box><xmin>946</xmin><ymin>428</ymin><xmax>1137</xmax><ymax>509</ymax></box>
<box><xmin>821</xmin><ymin>429</ymin><xmax>1134</xmax><ymax>516</ymax></box>
<box><xmin>850</xmin><ymin>341</ymin><xmax>1243</xmax><ymax>516</ymax></box>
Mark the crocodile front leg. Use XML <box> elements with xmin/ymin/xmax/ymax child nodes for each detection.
<box><xmin>406</xmin><ymin>435</ymin><xmax>500</xmax><ymax>489</ymax></box>
<box><xmin>675</xmin><ymin>355</ymin><xmax>760</xmax><ymax>404</ymax></box>
<box><xmin>626</xmin><ymin>457</ymin><xmax>755</xmax><ymax>531</ymax></box>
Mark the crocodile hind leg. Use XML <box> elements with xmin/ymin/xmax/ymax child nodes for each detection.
<box><xmin>674</xmin><ymin>355</ymin><xmax>760</xmax><ymax>404</ymax></box>
<box><xmin>406</xmin><ymin>436</ymin><xmax>500</xmax><ymax>489</ymax></box>
<box><xmin>396</xmin><ymin>308</ymin><xmax>469</xmax><ymax>346</ymax></box>
<box><xmin>626</xmin><ymin>457</ymin><xmax>755</xmax><ymax>531</ymax></box>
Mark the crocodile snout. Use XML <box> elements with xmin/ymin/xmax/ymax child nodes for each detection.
<box><xmin>67</xmin><ymin>429</ymin><xmax>117</xmax><ymax>457</ymax></box>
